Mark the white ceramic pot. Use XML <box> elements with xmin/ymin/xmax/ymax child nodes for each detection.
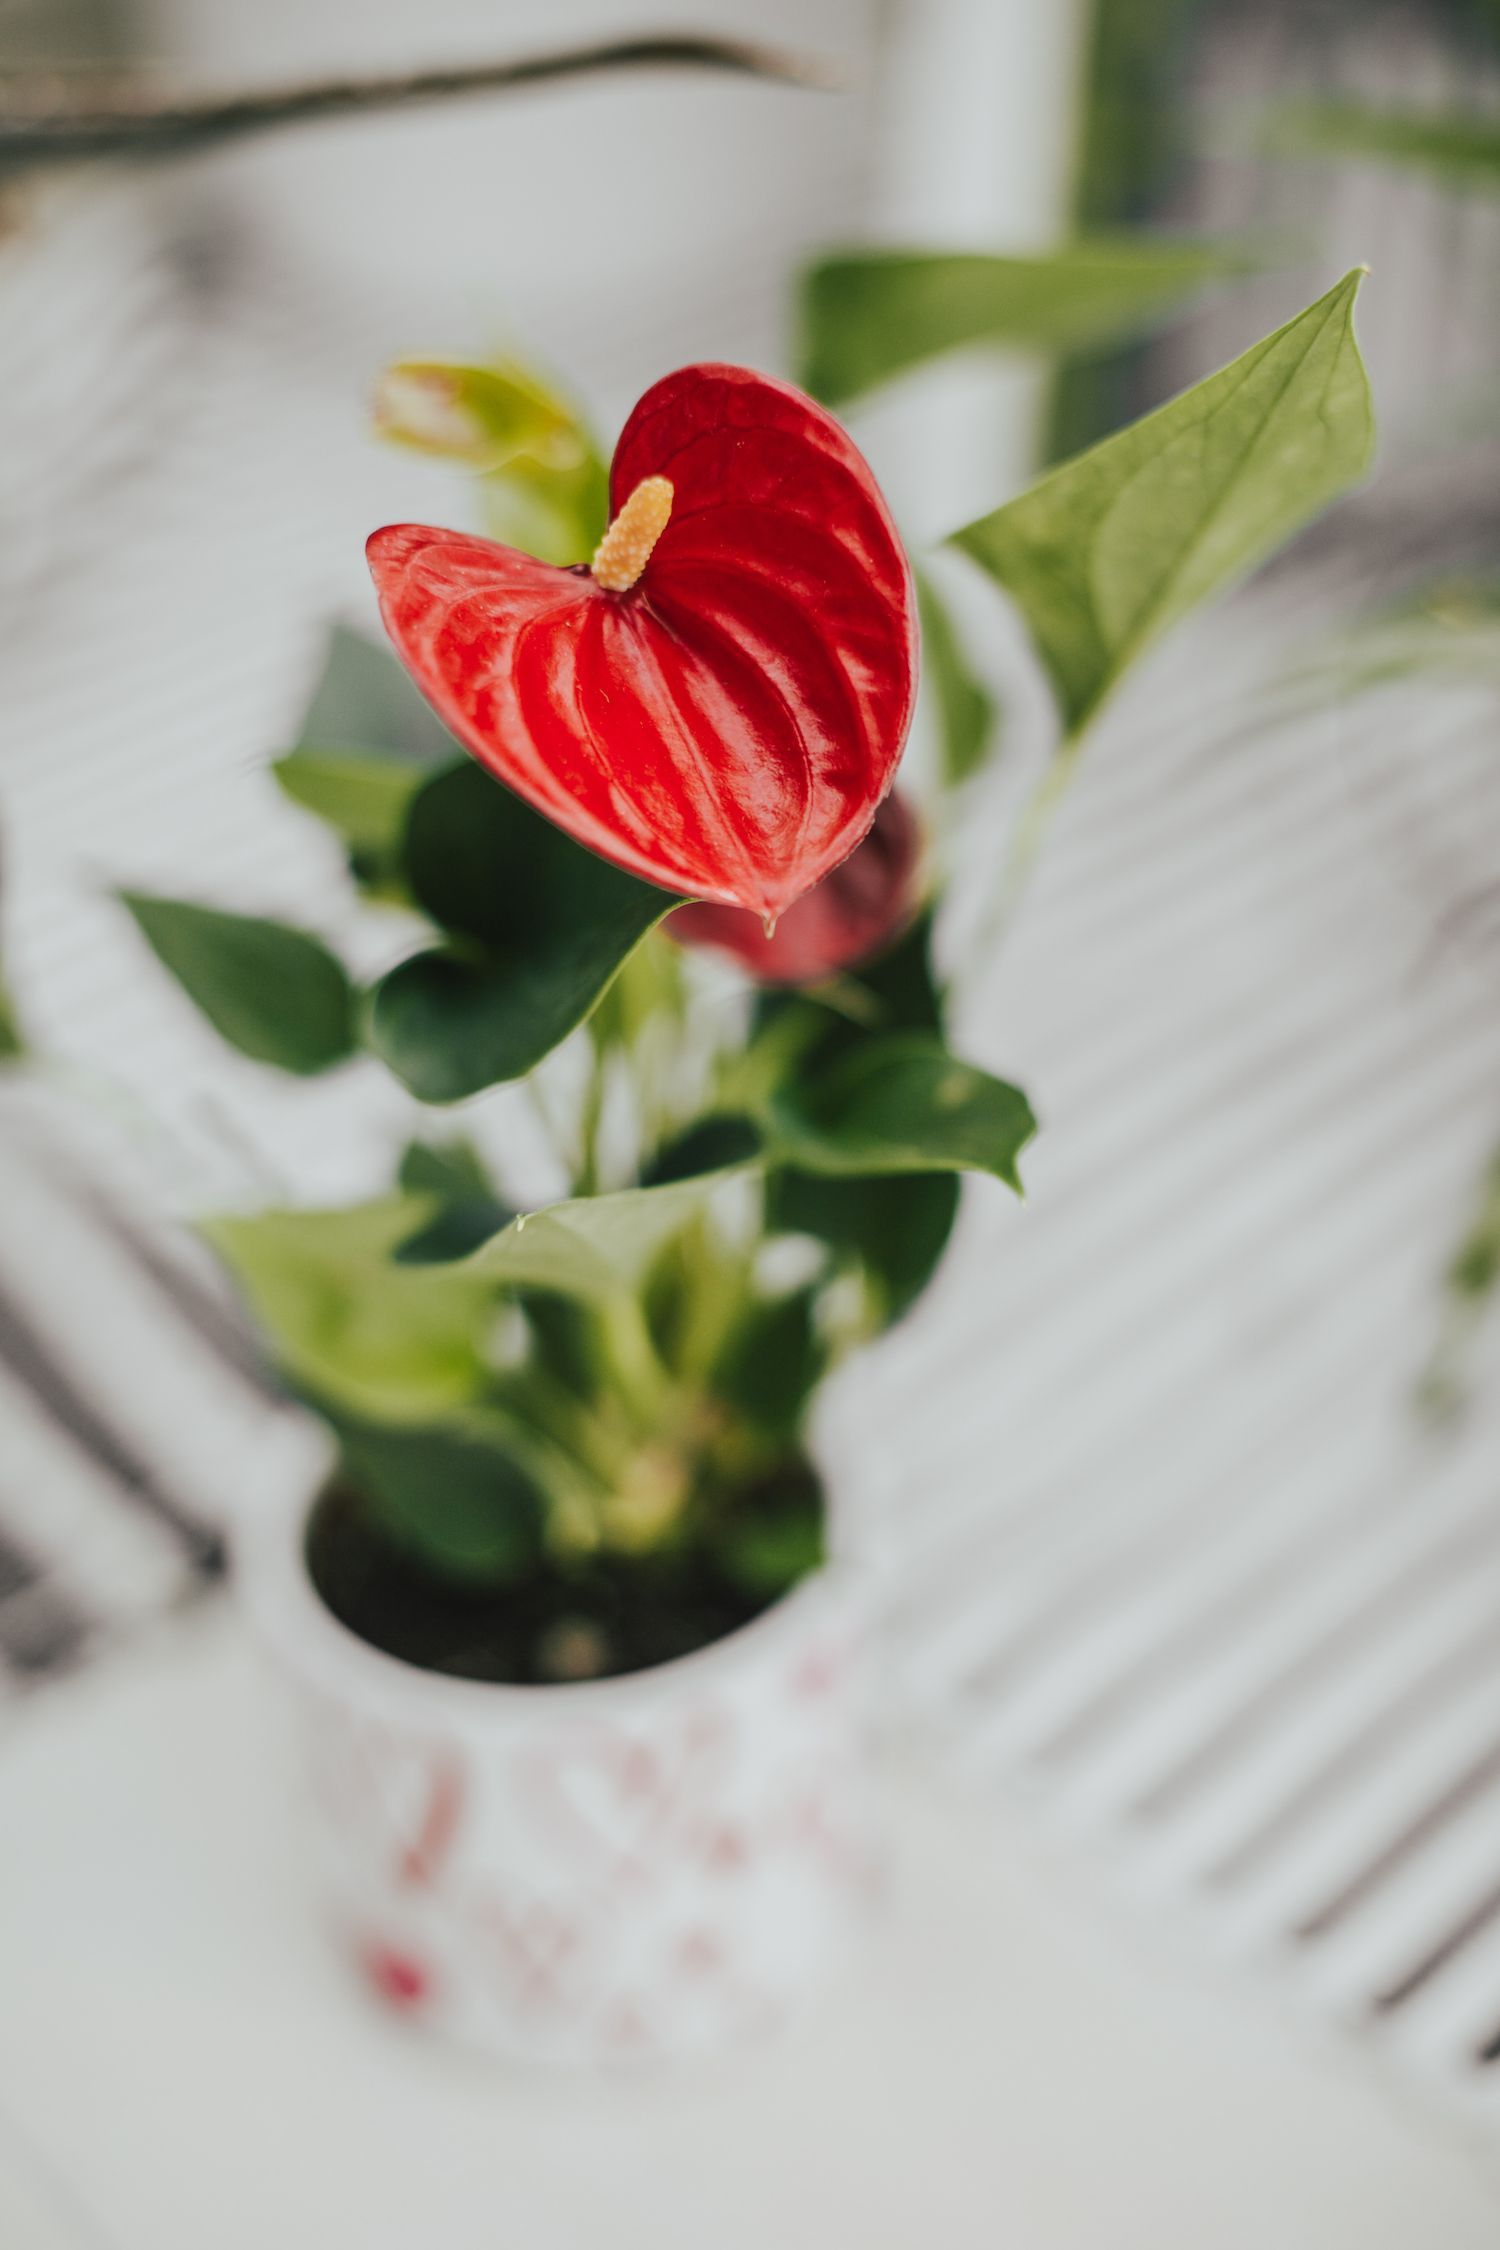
<box><xmin>237</xmin><ymin>1420</ymin><xmax>877</xmax><ymax>2067</ymax></box>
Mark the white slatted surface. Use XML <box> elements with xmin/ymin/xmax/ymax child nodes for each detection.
<box><xmin>6</xmin><ymin>32</ymin><xmax>1500</xmax><ymax>2141</ymax></box>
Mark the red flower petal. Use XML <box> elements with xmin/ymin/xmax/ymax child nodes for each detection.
<box><xmin>670</xmin><ymin>791</ymin><xmax>922</xmax><ymax>985</ymax></box>
<box><xmin>367</xmin><ymin>364</ymin><xmax>916</xmax><ymax>918</ymax></box>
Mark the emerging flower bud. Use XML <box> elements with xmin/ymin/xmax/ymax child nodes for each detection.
<box><xmin>669</xmin><ymin>792</ymin><xmax>921</xmax><ymax>985</ymax></box>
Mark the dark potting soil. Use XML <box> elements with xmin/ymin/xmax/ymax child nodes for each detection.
<box><xmin>305</xmin><ymin>1481</ymin><xmax>783</xmax><ymax>1686</ymax></box>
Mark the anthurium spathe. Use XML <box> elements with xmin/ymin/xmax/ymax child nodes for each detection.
<box><xmin>670</xmin><ymin>791</ymin><xmax>922</xmax><ymax>985</ymax></box>
<box><xmin>367</xmin><ymin>363</ymin><xmax>917</xmax><ymax>921</ymax></box>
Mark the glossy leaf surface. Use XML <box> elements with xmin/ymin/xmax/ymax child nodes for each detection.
<box><xmin>369</xmin><ymin>363</ymin><xmax>917</xmax><ymax>918</ymax></box>
<box><xmin>950</xmin><ymin>271</ymin><xmax>1375</xmax><ymax>736</ymax></box>
<box><xmin>670</xmin><ymin>792</ymin><xmax>921</xmax><ymax>985</ymax></box>
<box><xmin>367</xmin><ymin>762</ymin><xmax>676</xmax><ymax>1100</ymax></box>
<box><xmin>119</xmin><ymin>892</ymin><xmax>356</xmax><ymax>1075</ymax></box>
<box><xmin>799</xmin><ymin>238</ymin><xmax>1257</xmax><ymax>408</ymax></box>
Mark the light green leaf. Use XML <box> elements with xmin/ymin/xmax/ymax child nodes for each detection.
<box><xmin>916</xmin><ymin>567</ymin><xmax>998</xmax><ymax>786</ymax></box>
<box><xmin>119</xmin><ymin>892</ymin><xmax>357</xmax><ymax>1075</ymax></box>
<box><xmin>1280</xmin><ymin>104</ymin><xmax>1500</xmax><ymax>188</ymax></box>
<box><xmin>468</xmin><ymin>1173</ymin><xmax>746</xmax><ymax>1302</ymax></box>
<box><xmin>204</xmin><ymin>1197</ymin><xmax>494</xmax><ymax>1423</ymax></box>
<box><xmin>769</xmin><ymin>1033</ymin><xmax>1035</xmax><ymax>1191</ymax></box>
<box><xmin>368</xmin><ymin>763</ymin><xmax>677</xmax><ymax>1101</ymax></box>
<box><xmin>950</xmin><ymin>269</ymin><xmax>1375</xmax><ymax>737</ymax></box>
<box><xmin>272</xmin><ymin>749</ymin><xmax>424</xmax><ymax>888</ymax></box>
<box><xmin>798</xmin><ymin>237</ymin><xmax>1257</xmax><ymax>408</ymax></box>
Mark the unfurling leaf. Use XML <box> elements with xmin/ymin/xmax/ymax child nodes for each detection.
<box><xmin>119</xmin><ymin>892</ymin><xmax>356</xmax><ymax>1075</ymax></box>
<box><xmin>950</xmin><ymin>270</ymin><xmax>1375</xmax><ymax>737</ymax></box>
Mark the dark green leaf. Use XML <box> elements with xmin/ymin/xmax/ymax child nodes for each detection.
<box><xmin>950</xmin><ymin>270</ymin><xmax>1375</xmax><ymax>737</ymax></box>
<box><xmin>394</xmin><ymin>1140</ymin><xmax>513</xmax><ymax>1264</ymax></box>
<box><xmin>713</xmin><ymin>1287</ymin><xmax>827</xmax><ymax>1442</ymax></box>
<box><xmin>327</xmin><ymin>1411</ymin><xmax>544</xmax><ymax>1583</ymax></box>
<box><xmin>770</xmin><ymin>1033</ymin><xmax>1035</xmax><ymax>1189</ymax></box>
<box><xmin>765</xmin><ymin>1168</ymin><xmax>961</xmax><ymax>1324</ymax></box>
<box><xmin>368</xmin><ymin>763</ymin><xmax>676</xmax><ymax>1099</ymax></box>
<box><xmin>641</xmin><ymin>1114</ymin><xmax>766</xmax><ymax>1187</ymax></box>
<box><xmin>798</xmin><ymin>237</ymin><xmax>1258</xmax><ymax>408</ymax></box>
<box><xmin>203</xmin><ymin>1197</ymin><xmax>494</xmax><ymax>1423</ymax></box>
<box><xmin>917</xmin><ymin>567</ymin><xmax>999</xmax><ymax>786</ymax></box>
<box><xmin>119</xmin><ymin>891</ymin><xmax>356</xmax><ymax>1075</ymax></box>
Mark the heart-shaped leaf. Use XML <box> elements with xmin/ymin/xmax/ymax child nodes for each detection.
<box><xmin>950</xmin><ymin>270</ymin><xmax>1375</xmax><ymax>738</ymax></box>
<box><xmin>119</xmin><ymin>892</ymin><xmax>356</xmax><ymax>1075</ymax></box>
<box><xmin>798</xmin><ymin>237</ymin><xmax>1258</xmax><ymax>408</ymax></box>
<box><xmin>367</xmin><ymin>762</ymin><xmax>677</xmax><ymax>1100</ymax></box>
<box><xmin>769</xmin><ymin>1033</ymin><xmax>1035</xmax><ymax>1189</ymax></box>
<box><xmin>368</xmin><ymin>363</ymin><xmax>917</xmax><ymax>918</ymax></box>
<box><xmin>293</xmin><ymin>622</ymin><xmax>457</xmax><ymax>765</ymax></box>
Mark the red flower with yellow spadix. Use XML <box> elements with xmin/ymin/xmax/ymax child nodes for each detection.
<box><xmin>367</xmin><ymin>364</ymin><xmax>917</xmax><ymax>922</ymax></box>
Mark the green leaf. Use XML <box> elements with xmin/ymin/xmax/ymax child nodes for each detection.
<box><xmin>950</xmin><ymin>269</ymin><xmax>1375</xmax><ymax>737</ymax></box>
<box><xmin>712</xmin><ymin>1287</ymin><xmax>827</xmax><ymax>1442</ymax></box>
<box><xmin>326</xmin><ymin>1411</ymin><xmax>543</xmax><ymax>1583</ymax></box>
<box><xmin>394</xmin><ymin>1139</ymin><xmax>513</xmax><ymax>1264</ymax></box>
<box><xmin>468</xmin><ymin>1173</ymin><xmax>747</xmax><ymax>1303</ymax></box>
<box><xmin>769</xmin><ymin>1033</ymin><xmax>1035</xmax><ymax>1190</ymax></box>
<box><xmin>797</xmin><ymin>236</ymin><xmax>1258</xmax><ymax>408</ymax></box>
<box><xmin>119</xmin><ymin>892</ymin><xmax>357</xmax><ymax>1075</ymax></box>
<box><xmin>272</xmin><ymin>750</ymin><xmax>425</xmax><ymax>892</ymax></box>
<box><xmin>1280</xmin><ymin>104</ymin><xmax>1500</xmax><ymax>188</ymax></box>
<box><xmin>766</xmin><ymin>1168</ymin><xmax>961</xmax><ymax>1325</ymax></box>
<box><xmin>367</xmin><ymin>763</ymin><xmax>676</xmax><ymax>1100</ymax></box>
<box><xmin>712</xmin><ymin>1462</ymin><xmax>826</xmax><ymax>1600</ymax></box>
<box><xmin>374</xmin><ymin>356</ymin><xmax>610</xmax><ymax>567</ymax></box>
<box><xmin>204</xmin><ymin>1197</ymin><xmax>494</xmax><ymax>1423</ymax></box>
<box><xmin>293</xmin><ymin>623</ymin><xmax>455</xmax><ymax>765</ymax></box>
<box><xmin>917</xmin><ymin>567</ymin><xmax>999</xmax><ymax>787</ymax></box>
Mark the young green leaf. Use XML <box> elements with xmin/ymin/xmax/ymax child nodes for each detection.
<box><xmin>950</xmin><ymin>269</ymin><xmax>1375</xmax><ymax>737</ymax></box>
<box><xmin>374</xmin><ymin>356</ymin><xmax>610</xmax><ymax>567</ymax></box>
<box><xmin>769</xmin><ymin>1033</ymin><xmax>1035</xmax><ymax>1190</ymax></box>
<box><xmin>798</xmin><ymin>237</ymin><xmax>1257</xmax><ymax>408</ymax></box>
<box><xmin>917</xmin><ymin>568</ymin><xmax>999</xmax><ymax>787</ymax></box>
<box><xmin>119</xmin><ymin>892</ymin><xmax>357</xmax><ymax>1075</ymax></box>
<box><xmin>203</xmin><ymin>1197</ymin><xmax>494</xmax><ymax>1423</ymax></box>
<box><xmin>367</xmin><ymin>762</ymin><xmax>677</xmax><ymax>1100</ymax></box>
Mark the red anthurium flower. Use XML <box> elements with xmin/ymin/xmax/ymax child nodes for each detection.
<box><xmin>669</xmin><ymin>791</ymin><xmax>922</xmax><ymax>985</ymax></box>
<box><xmin>367</xmin><ymin>364</ymin><xmax>916</xmax><ymax>920</ymax></box>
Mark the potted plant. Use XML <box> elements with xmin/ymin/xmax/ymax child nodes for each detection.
<box><xmin>118</xmin><ymin>269</ymin><xmax>1374</xmax><ymax>2065</ymax></box>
